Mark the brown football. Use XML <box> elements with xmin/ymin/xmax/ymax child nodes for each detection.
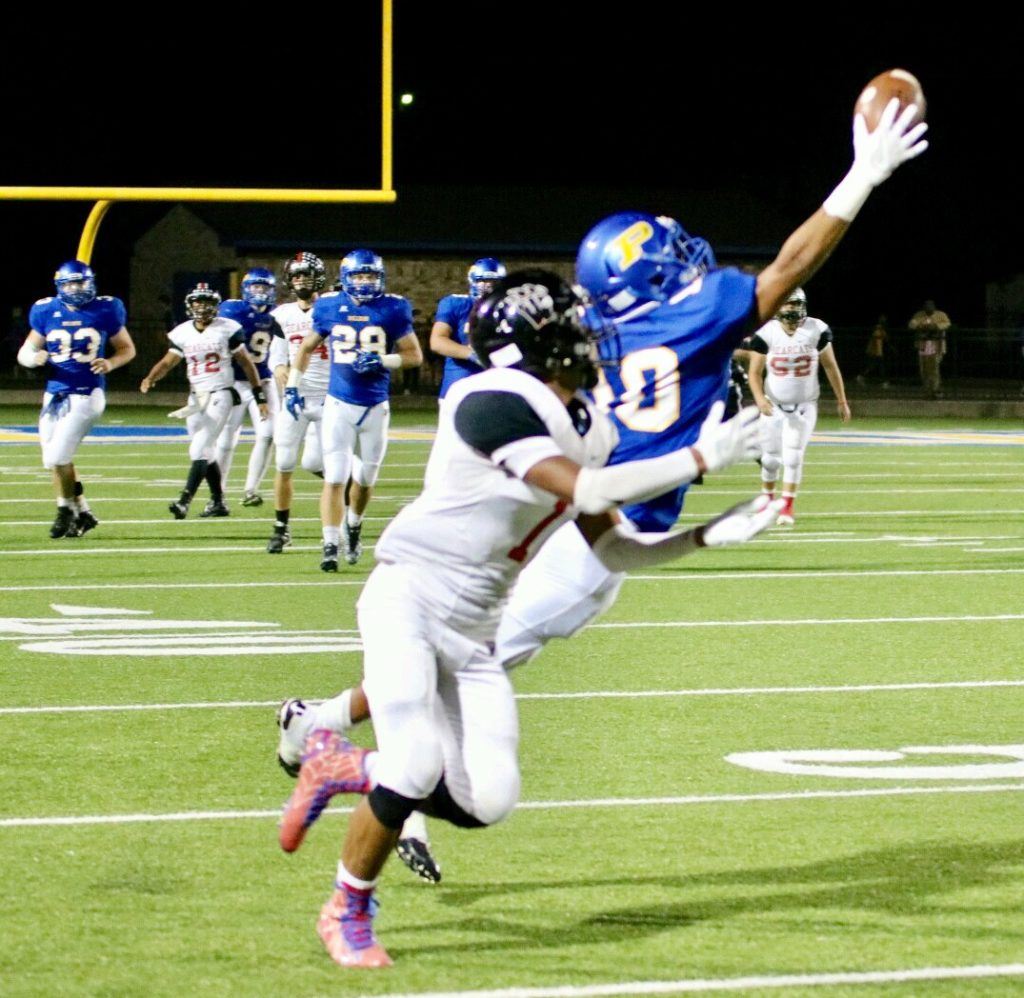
<box><xmin>855</xmin><ymin>69</ymin><xmax>926</xmax><ymax>132</ymax></box>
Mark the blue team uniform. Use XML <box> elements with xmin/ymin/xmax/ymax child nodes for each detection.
<box><xmin>218</xmin><ymin>299</ymin><xmax>283</xmax><ymax>380</ymax></box>
<box><xmin>434</xmin><ymin>294</ymin><xmax>478</xmax><ymax>398</ymax></box>
<box><xmin>29</xmin><ymin>295</ymin><xmax>126</xmax><ymax>395</ymax></box>
<box><xmin>313</xmin><ymin>291</ymin><xmax>414</xmax><ymax>406</ymax></box>
<box><xmin>605</xmin><ymin>268</ymin><xmax>757</xmax><ymax>532</ymax></box>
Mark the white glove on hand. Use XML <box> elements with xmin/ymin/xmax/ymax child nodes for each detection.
<box><xmin>853</xmin><ymin>98</ymin><xmax>929</xmax><ymax>186</ymax></box>
<box><xmin>699</xmin><ymin>494</ymin><xmax>784</xmax><ymax>548</ymax></box>
<box><xmin>694</xmin><ymin>401</ymin><xmax>762</xmax><ymax>473</ymax></box>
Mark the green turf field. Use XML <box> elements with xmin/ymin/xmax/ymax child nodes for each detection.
<box><xmin>1</xmin><ymin>409</ymin><xmax>1023</xmax><ymax>996</ymax></box>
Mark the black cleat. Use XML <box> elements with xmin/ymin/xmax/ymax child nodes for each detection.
<box><xmin>200</xmin><ymin>500</ymin><xmax>230</xmax><ymax>518</ymax></box>
<box><xmin>320</xmin><ymin>542</ymin><xmax>339</xmax><ymax>573</ymax></box>
<box><xmin>50</xmin><ymin>507</ymin><xmax>76</xmax><ymax>539</ymax></box>
<box><xmin>396</xmin><ymin>837</ymin><xmax>442</xmax><ymax>884</ymax></box>
<box><xmin>343</xmin><ymin>520</ymin><xmax>363</xmax><ymax>565</ymax></box>
<box><xmin>266</xmin><ymin>528</ymin><xmax>292</xmax><ymax>554</ymax></box>
<box><xmin>241</xmin><ymin>492</ymin><xmax>264</xmax><ymax>507</ymax></box>
<box><xmin>74</xmin><ymin>510</ymin><xmax>99</xmax><ymax>536</ymax></box>
<box><xmin>169</xmin><ymin>499</ymin><xmax>190</xmax><ymax>520</ymax></box>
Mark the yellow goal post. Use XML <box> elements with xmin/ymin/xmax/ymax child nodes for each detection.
<box><xmin>0</xmin><ymin>0</ymin><xmax>395</xmax><ymax>263</ymax></box>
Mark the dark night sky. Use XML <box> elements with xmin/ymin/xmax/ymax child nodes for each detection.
<box><xmin>1</xmin><ymin>8</ymin><xmax>1020</xmax><ymax>329</ymax></box>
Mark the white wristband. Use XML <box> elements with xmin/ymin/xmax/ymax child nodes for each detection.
<box><xmin>381</xmin><ymin>353</ymin><xmax>402</xmax><ymax>370</ymax></box>
<box><xmin>286</xmin><ymin>368</ymin><xmax>302</xmax><ymax>389</ymax></box>
<box><xmin>17</xmin><ymin>342</ymin><xmax>47</xmax><ymax>368</ymax></box>
<box><xmin>822</xmin><ymin>165</ymin><xmax>874</xmax><ymax>222</ymax></box>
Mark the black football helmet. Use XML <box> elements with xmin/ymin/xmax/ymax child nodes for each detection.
<box><xmin>283</xmin><ymin>252</ymin><xmax>327</xmax><ymax>299</ymax></box>
<box><xmin>469</xmin><ymin>269</ymin><xmax>616</xmax><ymax>390</ymax></box>
<box><xmin>185</xmin><ymin>282</ymin><xmax>221</xmax><ymax>323</ymax></box>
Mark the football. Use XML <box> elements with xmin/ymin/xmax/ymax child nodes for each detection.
<box><xmin>855</xmin><ymin>69</ymin><xmax>926</xmax><ymax>132</ymax></box>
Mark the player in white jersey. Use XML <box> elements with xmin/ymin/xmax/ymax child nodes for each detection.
<box><xmin>274</xmin><ymin>271</ymin><xmax>777</xmax><ymax>969</ymax></box>
<box><xmin>747</xmin><ymin>288</ymin><xmax>850</xmax><ymax>525</ymax></box>
<box><xmin>264</xmin><ymin>253</ymin><xmax>332</xmax><ymax>553</ymax></box>
<box><xmin>140</xmin><ymin>284</ymin><xmax>268</xmax><ymax>519</ymax></box>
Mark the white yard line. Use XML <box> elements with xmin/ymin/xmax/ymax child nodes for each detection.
<box><xmin>590</xmin><ymin>613</ymin><xmax>1024</xmax><ymax>629</ymax></box>
<box><xmin>1</xmin><ymin>566</ymin><xmax>1022</xmax><ymax>594</ymax></box>
<box><xmin>3</xmin><ymin>783</ymin><xmax>1024</xmax><ymax>829</ymax></box>
<box><xmin>3</xmin><ymin>679</ymin><xmax>1022</xmax><ymax>716</ymax></box>
<box><xmin>355</xmin><ymin>963</ymin><xmax>1024</xmax><ymax>998</ymax></box>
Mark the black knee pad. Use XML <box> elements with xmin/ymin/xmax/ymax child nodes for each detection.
<box><xmin>367</xmin><ymin>785</ymin><xmax>422</xmax><ymax>830</ymax></box>
<box><xmin>427</xmin><ymin>778</ymin><xmax>487</xmax><ymax>829</ymax></box>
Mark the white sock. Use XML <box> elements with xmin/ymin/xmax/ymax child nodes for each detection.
<box><xmin>336</xmin><ymin>861</ymin><xmax>377</xmax><ymax>892</ymax></box>
<box><xmin>313</xmin><ymin>689</ymin><xmax>354</xmax><ymax>732</ymax></box>
<box><xmin>323</xmin><ymin>527</ymin><xmax>341</xmax><ymax>545</ymax></box>
<box><xmin>400</xmin><ymin>810</ymin><xmax>428</xmax><ymax>843</ymax></box>
<box><xmin>346</xmin><ymin>509</ymin><xmax>363</xmax><ymax>527</ymax></box>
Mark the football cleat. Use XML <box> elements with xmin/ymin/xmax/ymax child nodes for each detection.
<box><xmin>278</xmin><ymin>730</ymin><xmax>371</xmax><ymax>853</ymax></box>
<box><xmin>321</xmin><ymin>542</ymin><xmax>339</xmax><ymax>573</ymax></box>
<box><xmin>276</xmin><ymin>697</ymin><xmax>314</xmax><ymax>777</ymax></box>
<box><xmin>168</xmin><ymin>499</ymin><xmax>190</xmax><ymax>520</ymax></box>
<box><xmin>200</xmin><ymin>500</ymin><xmax>230</xmax><ymax>518</ymax></box>
<box><xmin>74</xmin><ymin>510</ymin><xmax>99</xmax><ymax>536</ymax></box>
<box><xmin>343</xmin><ymin>521</ymin><xmax>363</xmax><ymax>565</ymax></box>
<box><xmin>266</xmin><ymin>527</ymin><xmax>292</xmax><ymax>554</ymax></box>
<box><xmin>317</xmin><ymin>886</ymin><xmax>392</xmax><ymax>969</ymax></box>
<box><xmin>50</xmin><ymin>507</ymin><xmax>76</xmax><ymax>539</ymax></box>
<box><xmin>241</xmin><ymin>492</ymin><xmax>263</xmax><ymax>507</ymax></box>
<box><xmin>396</xmin><ymin>837</ymin><xmax>442</xmax><ymax>884</ymax></box>
<box><xmin>775</xmin><ymin>497</ymin><xmax>795</xmax><ymax>526</ymax></box>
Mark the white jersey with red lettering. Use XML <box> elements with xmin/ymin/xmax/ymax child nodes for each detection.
<box><xmin>166</xmin><ymin>318</ymin><xmax>244</xmax><ymax>394</ymax></box>
<box><xmin>374</xmin><ymin>367</ymin><xmax>618</xmax><ymax>611</ymax></box>
<box><xmin>750</xmin><ymin>316</ymin><xmax>832</xmax><ymax>406</ymax></box>
<box><xmin>270</xmin><ymin>300</ymin><xmax>331</xmax><ymax>396</ymax></box>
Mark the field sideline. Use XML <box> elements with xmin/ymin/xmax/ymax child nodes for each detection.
<box><xmin>1</xmin><ymin>408</ymin><xmax>1023</xmax><ymax>997</ymax></box>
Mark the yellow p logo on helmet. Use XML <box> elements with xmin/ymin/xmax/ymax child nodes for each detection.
<box><xmin>610</xmin><ymin>220</ymin><xmax>654</xmax><ymax>271</ymax></box>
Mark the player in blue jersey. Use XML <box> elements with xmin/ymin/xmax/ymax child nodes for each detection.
<box><xmin>496</xmin><ymin>95</ymin><xmax>928</xmax><ymax>666</ymax></box>
<box><xmin>430</xmin><ymin>257</ymin><xmax>506</xmax><ymax>401</ymax></box>
<box><xmin>17</xmin><ymin>261</ymin><xmax>136</xmax><ymax>538</ymax></box>
<box><xmin>286</xmin><ymin>249</ymin><xmax>423</xmax><ymax>571</ymax></box>
<box><xmin>214</xmin><ymin>267</ymin><xmax>283</xmax><ymax>512</ymax></box>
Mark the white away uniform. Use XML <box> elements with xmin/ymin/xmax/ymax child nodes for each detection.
<box><xmin>750</xmin><ymin>316</ymin><xmax>832</xmax><ymax>485</ymax></box>
<box><xmin>270</xmin><ymin>301</ymin><xmax>329</xmax><ymax>474</ymax></box>
<box><xmin>359</xmin><ymin>367</ymin><xmax>616</xmax><ymax>824</ymax></box>
<box><xmin>167</xmin><ymin>318</ymin><xmax>245</xmax><ymax>461</ymax></box>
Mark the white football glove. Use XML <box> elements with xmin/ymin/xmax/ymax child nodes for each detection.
<box><xmin>699</xmin><ymin>494</ymin><xmax>784</xmax><ymax>548</ymax></box>
<box><xmin>853</xmin><ymin>98</ymin><xmax>929</xmax><ymax>186</ymax></box>
<box><xmin>693</xmin><ymin>401</ymin><xmax>762</xmax><ymax>473</ymax></box>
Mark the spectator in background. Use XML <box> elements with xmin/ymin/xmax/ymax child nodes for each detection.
<box><xmin>909</xmin><ymin>300</ymin><xmax>951</xmax><ymax>398</ymax></box>
<box><xmin>856</xmin><ymin>314</ymin><xmax>890</xmax><ymax>388</ymax></box>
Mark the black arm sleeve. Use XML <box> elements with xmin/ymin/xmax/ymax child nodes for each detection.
<box><xmin>270</xmin><ymin>318</ymin><xmax>285</xmax><ymax>339</ymax></box>
<box><xmin>817</xmin><ymin>327</ymin><xmax>834</xmax><ymax>350</ymax></box>
<box><xmin>453</xmin><ymin>391</ymin><xmax>550</xmax><ymax>456</ymax></box>
<box><xmin>748</xmin><ymin>334</ymin><xmax>769</xmax><ymax>355</ymax></box>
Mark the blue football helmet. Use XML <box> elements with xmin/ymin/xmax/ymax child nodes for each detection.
<box><xmin>340</xmin><ymin>249</ymin><xmax>385</xmax><ymax>303</ymax></box>
<box><xmin>467</xmin><ymin>257</ymin><xmax>507</xmax><ymax>299</ymax></box>
<box><xmin>54</xmin><ymin>260</ymin><xmax>97</xmax><ymax>307</ymax></box>
<box><xmin>241</xmin><ymin>267</ymin><xmax>277</xmax><ymax>309</ymax></box>
<box><xmin>575</xmin><ymin>211</ymin><xmax>715</xmax><ymax>317</ymax></box>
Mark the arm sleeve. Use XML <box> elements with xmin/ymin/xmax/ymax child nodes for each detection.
<box><xmin>816</xmin><ymin>326</ymin><xmax>833</xmax><ymax>350</ymax></box>
<box><xmin>166</xmin><ymin>332</ymin><xmax>184</xmax><ymax>357</ymax></box>
<box><xmin>747</xmin><ymin>334</ymin><xmax>769</xmax><ymax>354</ymax></box>
<box><xmin>228</xmin><ymin>330</ymin><xmax>246</xmax><ymax>351</ymax></box>
<box><xmin>434</xmin><ymin>296</ymin><xmax>456</xmax><ymax>325</ymax></box>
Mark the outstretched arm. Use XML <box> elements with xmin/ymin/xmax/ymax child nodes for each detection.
<box><xmin>756</xmin><ymin>100</ymin><xmax>928</xmax><ymax>323</ymax></box>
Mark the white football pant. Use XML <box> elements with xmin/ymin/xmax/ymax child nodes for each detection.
<box><xmin>321</xmin><ymin>395</ymin><xmax>390</xmax><ymax>487</ymax></box>
<box><xmin>186</xmin><ymin>388</ymin><xmax>235</xmax><ymax>462</ymax></box>
<box><xmin>274</xmin><ymin>392</ymin><xmax>325</xmax><ymax>474</ymax></box>
<box><xmin>39</xmin><ymin>388</ymin><xmax>106</xmax><ymax>468</ymax></box>
<box><xmin>215</xmin><ymin>379</ymin><xmax>277</xmax><ymax>487</ymax></box>
<box><xmin>358</xmin><ymin>562</ymin><xmax>520</xmax><ymax>826</ymax></box>
<box><xmin>759</xmin><ymin>400</ymin><xmax>817</xmax><ymax>485</ymax></box>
